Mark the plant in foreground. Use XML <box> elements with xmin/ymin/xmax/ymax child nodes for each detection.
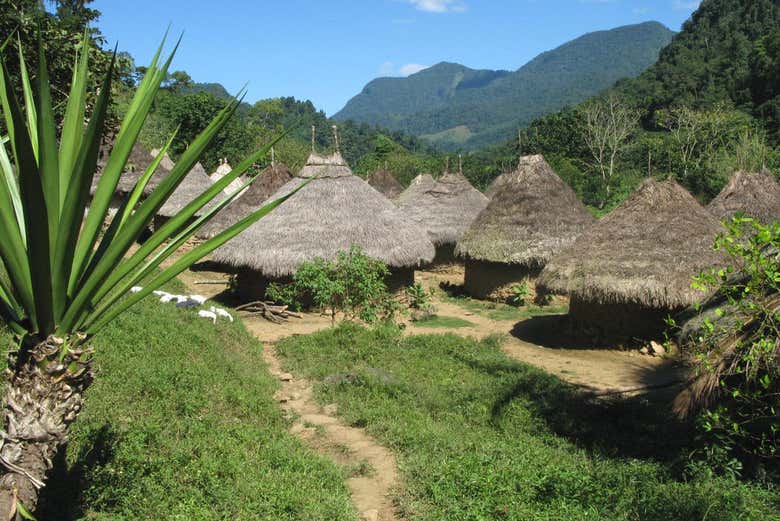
<box><xmin>678</xmin><ymin>216</ymin><xmax>780</xmax><ymax>478</ymax></box>
<box><xmin>0</xmin><ymin>35</ymin><xmax>295</xmax><ymax>518</ymax></box>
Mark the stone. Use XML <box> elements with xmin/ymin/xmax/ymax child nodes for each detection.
<box><xmin>359</xmin><ymin>510</ymin><xmax>379</xmax><ymax>521</ymax></box>
<box><xmin>323</xmin><ymin>403</ymin><xmax>338</xmax><ymax>415</ymax></box>
<box><xmin>639</xmin><ymin>347</ymin><xmax>649</xmax><ymax>355</ymax></box>
<box><xmin>290</xmin><ymin>392</ymin><xmax>302</xmax><ymax>401</ymax></box>
<box><xmin>649</xmin><ymin>341</ymin><xmax>666</xmax><ymax>356</ymax></box>
<box><xmin>278</xmin><ymin>373</ymin><xmax>294</xmax><ymax>382</ymax></box>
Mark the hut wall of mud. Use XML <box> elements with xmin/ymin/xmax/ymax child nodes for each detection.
<box><xmin>568</xmin><ymin>296</ymin><xmax>680</xmax><ymax>343</ymax></box>
<box><xmin>463</xmin><ymin>259</ymin><xmax>541</xmax><ymax>301</ymax></box>
<box><xmin>424</xmin><ymin>244</ymin><xmax>463</xmax><ymax>273</ymax></box>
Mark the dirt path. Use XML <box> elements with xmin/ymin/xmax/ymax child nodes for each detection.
<box><xmin>261</xmin><ymin>341</ymin><xmax>399</xmax><ymax>521</ymax></box>
<box><xmin>172</xmin><ymin>264</ymin><xmax>400</xmax><ymax>520</ymax></box>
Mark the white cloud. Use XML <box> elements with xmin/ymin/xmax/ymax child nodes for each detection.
<box><xmin>673</xmin><ymin>0</ymin><xmax>700</xmax><ymax>9</ymax></box>
<box><xmin>377</xmin><ymin>62</ymin><xmax>430</xmax><ymax>77</ymax></box>
<box><xmin>399</xmin><ymin>63</ymin><xmax>429</xmax><ymax>76</ymax></box>
<box><xmin>405</xmin><ymin>0</ymin><xmax>466</xmax><ymax>13</ymax></box>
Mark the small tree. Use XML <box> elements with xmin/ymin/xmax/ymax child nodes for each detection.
<box><xmin>678</xmin><ymin>217</ymin><xmax>780</xmax><ymax>477</ymax></box>
<box><xmin>580</xmin><ymin>95</ymin><xmax>638</xmax><ymax>207</ymax></box>
<box><xmin>267</xmin><ymin>246</ymin><xmax>395</xmax><ymax>325</ymax></box>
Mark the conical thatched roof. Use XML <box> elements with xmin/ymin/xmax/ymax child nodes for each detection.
<box><xmin>455</xmin><ymin>155</ymin><xmax>594</xmax><ymax>267</ymax></box>
<box><xmin>397</xmin><ymin>170</ymin><xmax>488</xmax><ymax>246</ymax></box>
<box><xmin>212</xmin><ymin>152</ymin><xmax>435</xmax><ymax>277</ymax></box>
<box><xmin>707</xmin><ymin>170</ymin><xmax>780</xmax><ymax>224</ymax></box>
<box><xmin>197</xmin><ymin>163</ymin><xmax>293</xmax><ymax>240</ymax></box>
<box><xmin>90</xmin><ymin>143</ymin><xmax>171</xmax><ymax>197</ymax></box>
<box><xmin>210</xmin><ymin>160</ymin><xmax>246</xmax><ymax>196</ymax></box>
<box><xmin>367</xmin><ymin>169</ymin><xmax>404</xmax><ymax>200</ymax></box>
<box><xmin>484</xmin><ymin>173</ymin><xmax>509</xmax><ymax>199</ymax></box>
<box><xmin>157</xmin><ymin>162</ymin><xmax>216</xmax><ymax>218</ymax></box>
<box><xmin>151</xmin><ymin>148</ymin><xmax>176</xmax><ymax>170</ymax></box>
<box><xmin>538</xmin><ymin>178</ymin><xmax>729</xmax><ymax>309</ymax></box>
<box><xmin>396</xmin><ymin>174</ymin><xmax>436</xmax><ymax>206</ymax></box>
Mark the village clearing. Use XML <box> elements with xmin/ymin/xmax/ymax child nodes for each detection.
<box><xmin>170</xmin><ymin>257</ymin><xmax>693</xmax><ymax>520</ymax></box>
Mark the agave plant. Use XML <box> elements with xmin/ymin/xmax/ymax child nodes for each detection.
<box><xmin>0</xmin><ymin>34</ymin><xmax>295</xmax><ymax>518</ymax></box>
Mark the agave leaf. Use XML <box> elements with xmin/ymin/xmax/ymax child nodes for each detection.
<box><xmin>58</xmin><ymin>31</ymin><xmax>90</xmax><ymax>210</ymax></box>
<box><xmin>35</xmin><ymin>42</ymin><xmax>61</xmax><ymax>262</ymax></box>
<box><xmin>0</xmin><ymin>135</ymin><xmax>25</xmax><ymax>244</ymax></box>
<box><xmin>86</xmin><ymin>124</ymin><xmax>287</xmax><ymax>311</ymax></box>
<box><xmin>16</xmin><ymin>40</ymin><xmax>38</xmax><ymax>161</ymax></box>
<box><xmin>51</xmin><ymin>50</ymin><xmax>115</xmax><ymax>321</ymax></box>
<box><xmin>3</xmin><ymin>54</ymin><xmax>51</xmax><ymax>334</ymax></box>
<box><xmin>85</xmin><ymin>188</ymin><xmax>296</xmax><ymax>334</ymax></box>
<box><xmin>67</xmin><ymin>41</ymin><xmax>179</xmax><ymax>297</ymax></box>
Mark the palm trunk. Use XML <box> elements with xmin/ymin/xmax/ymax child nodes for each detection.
<box><xmin>0</xmin><ymin>336</ymin><xmax>93</xmax><ymax>519</ymax></box>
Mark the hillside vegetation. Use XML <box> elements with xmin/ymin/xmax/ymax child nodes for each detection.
<box><xmin>334</xmin><ymin>22</ymin><xmax>674</xmax><ymax>150</ymax></box>
<box><xmin>463</xmin><ymin>0</ymin><xmax>780</xmax><ymax>209</ymax></box>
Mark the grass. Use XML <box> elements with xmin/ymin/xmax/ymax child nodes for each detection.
<box><xmin>277</xmin><ymin>324</ymin><xmax>780</xmax><ymax>521</ymax></box>
<box><xmin>412</xmin><ymin>315</ymin><xmax>475</xmax><ymax>328</ymax></box>
<box><xmin>0</xmin><ymin>279</ymin><xmax>355</xmax><ymax>520</ymax></box>
<box><xmin>441</xmin><ymin>292</ymin><xmax>567</xmax><ymax>322</ymax></box>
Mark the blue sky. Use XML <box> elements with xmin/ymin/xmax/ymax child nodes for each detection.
<box><xmin>92</xmin><ymin>0</ymin><xmax>700</xmax><ymax>116</ymax></box>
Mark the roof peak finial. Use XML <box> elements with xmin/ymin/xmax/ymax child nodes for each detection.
<box><xmin>445</xmin><ymin>157</ymin><xmax>450</xmax><ymax>173</ymax></box>
<box><xmin>311</xmin><ymin>125</ymin><xmax>316</xmax><ymax>153</ymax></box>
<box><xmin>271</xmin><ymin>146</ymin><xmax>276</xmax><ymax>167</ymax></box>
<box><xmin>332</xmin><ymin>124</ymin><xmax>340</xmax><ymax>154</ymax></box>
<box><xmin>458</xmin><ymin>154</ymin><xmax>463</xmax><ymax>175</ymax></box>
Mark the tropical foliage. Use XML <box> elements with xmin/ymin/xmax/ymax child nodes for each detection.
<box><xmin>0</xmin><ymin>32</ymin><xmax>290</xmax><ymax>517</ymax></box>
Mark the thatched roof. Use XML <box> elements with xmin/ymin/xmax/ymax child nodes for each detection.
<box><xmin>396</xmin><ymin>174</ymin><xmax>436</xmax><ymax>206</ymax></box>
<box><xmin>210</xmin><ymin>160</ymin><xmax>246</xmax><ymax>196</ymax></box>
<box><xmin>197</xmin><ymin>163</ymin><xmax>293</xmax><ymax>240</ymax></box>
<box><xmin>484</xmin><ymin>173</ymin><xmax>509</xmax><ymax>199</ymax></box>
<box><xmin>455</xmin><ymin>155</ymin><xmax>594</xmax><ymax>267</ymax></box>
<box><xmin>537</xmin><ymin>178</ymin><xmax>729</xmax><ymax>309</ymax></box>
<box><xmin>90</xmin><ymin>143</ymin><xmax>171</xmax><ymax>197</ymax></box>
<box><xmin>707</xmin><ymin>170</ymin><xmax>780</xmax><ymax>224</ymax></box>
<box><xmin>397</xmin><ymin>170</ymin><xmax>488</xmax><ymax>246</ymax></box>
<box><xmin>212</xmin><ymin>152</ymin><xmax>435</xmax><ymax>277</ymax></box>
<box><xmin>157</xmin><ymin>162</ymin><xmax>217</xmax><ymax>218</ymax></box>
<box><xmin>367</xmin><ymin>169</ymin><xmax>404</xmax><ymax>200</ymax></box>
<box><xmin>151</xmin><ymin>148</ymin><xmax>176</xmax><ymax>171</ymax></box>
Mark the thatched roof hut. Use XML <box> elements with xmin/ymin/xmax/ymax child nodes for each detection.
<box><xmin>454</xmin><ymin>155</ymin><xmax>593</xmax><ymax>299</ymax></box>
<box><xmin>210</xmin><ymin>159</ymin><xmax>248</xmax><ymax>197</ymax></box>
<box><xmin>90</xmin><ymin>143</ymin><xmax>171</xmax><ymax>197</ymax></box>
<box><xmin>212</xmin><ymin>152</ymin><xmax>435</xmax><ymax>298</ymax></box>
<box><xmin>367</xmin><ymin>169</ymin><xmax>404</xmax><ymax>200</ymax></box>
<box><xmin>157</xmin><ymin>162</ymin><xmax>216</xmax><ymax>218</ymax></box>
<box><xmin>397</xmin><ymin>170</ymin><xmax>488</xmax><ymax>266</ymax></box>
<box><xmin>707</xmin><ymin>170</ymin><xmax>780</xmax><ymax>225</ymax></box>
<box><xmin>396</xmin><ymin>174</ymin><xmax>436</xmax><ymax>206</ymax></box>
<box><xmin>537</xmin><ymin>178</ymin><xmax>729</xmax><ymax>341</ymax></box>
<box><xmin>197</xmin><ymin>162</ymin><xmax>293</xmax><ymax>240</ymax></box>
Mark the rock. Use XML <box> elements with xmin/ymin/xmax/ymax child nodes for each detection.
<box><xmin>639</xmin><ymin>347</ymin><xmax>649</xmax><ymax>355</ymax></box>
<box><xmin>290</xmin><ymin>392</ymin><xmax>302</xmax><ymax>401</ymax></box>
<box><xmin>649</xmin><ymin>341</ymin><xmax>666</xmax><ymax>356</ymax></box>
<box><xmin>323</xmin><ymin>403</ymin><xmax>338</xmax><ymax>415</ymax></box>
<box><xmin>278</xmin><ymin>373</ymin><xmax>294</xmax><ymax>382</ymax></box>
<box><xmin>274</xmin><ymin>391</ymin><xmax>289</xmax><ymax>403</ymax></box>
<box><xmin>359</xmin><ymin>510</ymin><xmax>379</xmax><ymax>521</ymax></box>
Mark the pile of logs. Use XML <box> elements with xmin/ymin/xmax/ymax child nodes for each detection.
<box><xmin>235</xmin><ymin>301</ymin><xmax>302</xmax><ymax>324</ymax></box>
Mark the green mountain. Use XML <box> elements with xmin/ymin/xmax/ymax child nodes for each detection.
<box><xmin>333</xmin><ymin>22</ymin><xmax>674</xmax><ymax>150</ymax></box>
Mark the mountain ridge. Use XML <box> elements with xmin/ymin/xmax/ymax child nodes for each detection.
<box><xmin>334</xmin><ymin>21</ymin><xmax>675</xmax><ymax>150</ymax></box>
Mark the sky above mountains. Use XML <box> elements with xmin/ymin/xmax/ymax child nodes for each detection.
<box><xmin>92</xmin><ymin>0</ymin><xmax>700</xmax><ymax>115</ymax></box>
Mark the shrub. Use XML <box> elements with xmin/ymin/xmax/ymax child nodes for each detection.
<box><xmin>680</xmin><ymin>216</ymin><xmax>780</xmax><ymax>478</ymax></box>
<box><xmin>267</xmin><ymin>246</ymin><xmax>395</xmax><ymax>324</ymax></box>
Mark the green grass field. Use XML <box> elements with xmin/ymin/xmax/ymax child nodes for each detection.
<box><xmin>0</xmin><ymin>280</ymin><xmax>354</xmax><ymax>520</ymax></box>
<box><xmin>441</xmin><ymin>293</ymin><xmax>568</xmax><ymax>322</ymax></box>
<box><xmin>277</xmin><ymin>324</ymin><xmax>779</xmax><ymax>521</ymax></box>
<box><xmin>412</xmin><ymin>315</ymin><xmax>476</xmax><ymax>328</ymax></box>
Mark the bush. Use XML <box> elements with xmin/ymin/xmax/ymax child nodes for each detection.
<box><xmin>681</xmin><ymin>216</ymin><xmax>780</xmax><ymax>478</ymax></box>
<box><xmin>267</xmin><ymin>246</ymin><xmax>396</xmax><ymax>324</ymax></box>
